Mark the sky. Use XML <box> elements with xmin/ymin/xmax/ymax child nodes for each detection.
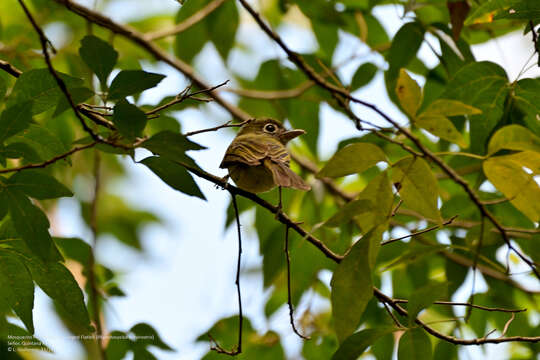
<box><xmin>20</xmin><ymin>0</ymin><xmax>540</xmax><ymax>359</ymax></box>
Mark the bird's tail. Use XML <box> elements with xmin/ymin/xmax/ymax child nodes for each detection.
<box><xmin>264</xmin><ymin>159</ymin><xmax>311</xmax><ymax>191</ymax></box>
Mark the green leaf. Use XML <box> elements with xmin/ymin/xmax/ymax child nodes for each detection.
<box><xmin>0</xmin><ymin>253</ymin><xmax>34</xmax><ymax>334</ymax></box>
<box><xmin>331</xmin><ymin>226</ymin><xmax>384</xmax><ymax>342</ymax></box>
<box><xmin>53</xmin><ymin>237</ymin><xmax>91</xmax><ymax>266</ymax></box>
<box><xmin>415</xmin><ymin>99</ymin><xmax>481</xmax><ymax>147</ymax></box>
<box><xmin>106</xmin><ymin>330</ymin><xmax>131</xmax><ymax>360</ymax></box>
<box><xmin>174</xmin><ymin>0</ymin><xmax>210</xmax><ymax>63</ymax></box>
<box><xmin>421</xmin><ymin>99</ymin><xmax>482</xmax><ymax>117</ymax></box>
<box><xmin>317</xmin><ymin>143</ymin><xmax>387</xmax><ymax>178</ymax></box>
<box><xmin>350</xmin><ymin>62</ymin><xmax>378</xmax><ymax>91</ymax></box>
<box><xmin>27</xmin><ymin>260</ymin><xmax>92</xmax><ymax>333</ymax></box>
<box><xmin>7</xmin><ymin>68</ymin><xmax>83</xmax><ymax>115</ymax></box>
<box><xmin>388</xmin><ymin>22</ymin><xmax>425</xmax><ymax>72</ymax></box>
<box><xmin>407</xmin><ymin>282</ymin><xmax>447</xmax><ymax>324</ymax></box>
<box><xmin>354</xmin><ymin>171</ymin><xmax>394</xmax><ymax>232</ymax></box>
<box><xmin>5</xmin><ymin>190</ymin><xmax>62</xmax><ymax>261</ymax></box>
<box><xmin>108</xmin><ymin>70</ymin><xmax>165</xmax><ymax>100</ymax></box>
<box><xmin>415</xmin><ymin>115</ymin><xmax>467</xmax><ymax>148</ymax></box>
<box><xmin>140</xmin><ymin>156</ymin><xmax>205</xmax><ymax>200</ymax></box>
<box><xmin>443</xmin><ymin>61</ymin><xmax>509</xmax><ymax>154</ymax></box>
<box><xmin>7</xmin><ymin>124</ymin><xmax>69</xmax><ymax>163</ymax></box>
<box><xmin>53</xmin><ymin>87</ymin><xmax>94</xmax><ymax>117</ymax></box>
<box><xmin>513</xmin><ymin>78</ymin><xmax>540</xmax><ymax>134</ymax></box>
<box><xmin>7</xmin><ymin>170</ymin><xmax>73</xmax><ymax>199</ymax></box>
<box><xmin>130</xmin><ymin>323</ymin><xmax>174</xmax><ymax>351</ymax></box>
<box><xmin>396</xmin><ymin>69</ymin><xmax>422</xmax><ymax>118</ymax></box>
<box><xmin>142</xmin><ymin>130</ymin><xmax>205</xmax><ymax>168</ymax></box>
<box><xmin>207</xmin><ymin>0</ymin><xmax>238</xmax><ymax>61</ymax></box>
<box><xmin>483</xmin><ymin>156</ymin><xmax>540</xmax><ymax>222</ymax></box>
<box><xmin>0</xmin><ymin>103</ymin><xmax>33</xmax><ymax>144</ymax></box>
<box><xmin>324</xmin><ymin>199</ymin><xmax>373</xmax><ymax>227</ymax></box>
<box><xmin>313</xmin><ymin>20</ymin><xmax>339</xmax><ymax>60</ymax></box>
<box><xmin>495</xmin><ymin>0</ymin><xmax>540</xmax><ymax>21</ymax></box>
<box><xmin>331</xmin><ymin>327</ymin><xmax>395</xmax><ymax>360</ymax></box>
<box><xmin>398</xmin><ymin>328</ymin><xmax>432</xmax><ymax>360</ymax></box>
<box><xmin>465</xmin><ymin>0</ymin><xmax>507</xmax><ymax>25</ymax></box>
<box><xmin>79</xmin><ymin>35</ymin><xmax>119</xmax><ymax>85</ymax></box>
<box><xmin>392</xmin><ymin>157</ymin><xmax>441</xmax><ymax>221</ymax></box>
<box><xmin>113</xmin><ymin>99</ymin><xmax>148</xmax><ymax>140</ymax></box>
<box><xmin>487</xmin><ymin>124</ymin><xmax>540</xmax><ymax>155</ymax></box>
<box><xmin>433</xmin><ymin>339</ymin><xmax>458</xmax><ymax>360</ymax></box>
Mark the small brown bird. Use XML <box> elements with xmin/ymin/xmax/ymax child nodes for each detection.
<box><xmin>220</xmin><ymin>118</ymin><xmax>311</xmax><ymax>193</ymax></box>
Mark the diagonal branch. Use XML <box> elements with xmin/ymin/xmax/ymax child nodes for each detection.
<box><xmin>0</xmin><ymin>141</ymin><xmax>98</xmax><ymax>174</ymax></box>
<box><xmin>144</xmin><ymin>0</ymin><xmax>227</xmax><ymax>41</ymax></box>
<box><xmin>0</xmin><ymin>59</ymin><xmax>22</xmax><ymax>77</ymax></box>
<box><xmin>53</xmin><ymin>0</ymin><xmax>251</xmax><ymax>123</ymax></box>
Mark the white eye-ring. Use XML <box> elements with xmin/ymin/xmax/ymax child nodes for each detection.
<box><xmin>264</xmin><ymin>123</ymin><xmax>277</xmax><ymax>133</ymax></box>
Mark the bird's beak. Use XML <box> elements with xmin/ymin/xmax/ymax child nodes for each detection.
<box><xmin>279</xmin><ymin>129</ymin><xmax>305</xmax><ymax>143</ymax></box>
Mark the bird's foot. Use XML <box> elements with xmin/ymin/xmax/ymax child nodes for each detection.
<box><xmin>216</xmin><ymin>175</ymin><xmax>230</xmax><ymax>190</ymax></box>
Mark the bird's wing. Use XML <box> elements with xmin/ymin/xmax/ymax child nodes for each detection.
<box><xmin>220</xmin><ymin>135</ymin><xmax>289</xmax><ymax>168</ymax></box>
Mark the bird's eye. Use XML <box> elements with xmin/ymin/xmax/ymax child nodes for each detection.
<box><xmin>264</xmin><ymin>123</ymin><xmax>277</xmax><ymax>133</ymax></box>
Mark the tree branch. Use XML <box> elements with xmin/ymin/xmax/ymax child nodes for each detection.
<box><xmin>0</xmin><ymin>59</ymin><xmax>22</xmax><ymax>77</ymax></box>
<box><xmin>146</xmin><ymin>80</ymin><xmax>229</xmax><ymax>116</ymax></box>
<box><xmin>390</xmin><ymin>298</ymin><xmax>526</xmax><ymax>313</ymax></box>
<box><xmin>284</xmin><ymin>225</ymin><xmax>310</xmax><ymax>340</ymax></box>
<box><xmin>88</xmin><ymin>150</ymin><xmax>107</xmax><ymax>360</ymax></box>
<box><xmin>380</xmin><ymin>215</ymin><xmax>459</xmax><ymax>246</ymax></box>
<box><xmin>144</xmin><ymin>0</ymin><xmax>227</xmax><ymax>41</ymax></box>
<box><xmin>18</xmin><ymin>0</ymin><xmax>107</xmax><ymax>146</ymax></box>
<box><xmin>209</xmin><ymin>193</ymin><xmax>243</xmax><ymax>355</ymax></box>
<box><xmin>373</xmin><ymin>288</ymin><xmax>539</xmax><ymax>344</ymax></box>
<box><xmin>53</xmin><ymin>0</ymin><xmax>251</xmax><ymax>122</ymax></box>
<box><xmin>0</xmin><ymin>141</ymin><xmax>98</xmax><ymax>174</ymax></box>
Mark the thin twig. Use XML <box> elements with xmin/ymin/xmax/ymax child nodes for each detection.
<box><xmin>374</xmin><ymin>288</ymin><xmax>539</xmax><ymax>344</ymax></box>
<box><xmin>390</xmin><ymin>299</ymin><xmax>526</xmax><ymax>313</ymax></box>
<box><xmin>0</xmin><ymin>59</ymin><xmax>22</xmax><ymax>77</ymax></box>
<box><xmin>18</xmin><ymin>0</ymin><xmax>105</xmax><ymax>145</ymax></box>
<box><xmin>146</xmin><ymin>80</ymin><xmax>229</xmax><ymax>116</ymax></box>
<box><xmin>144</xmin><ymin>0</ymin><xmax>227</xmax><ymax>41</ymax></box>
<box><xmin>210</xmin><ymin>193</ymin><xmax>243</xmax><ymax>355</ymax></box>
<box><xmin>284</xmin><ymin>225</ymin><xmax>310</xmax><ymax>340</ymax></box>
<box><xmin>53</xmin><ymin>0</ymin><xmax>251</xmax><ymax>122</ymax></box>
<box><xmin>87</xmin><ymin>150</ymin><xmax>106</xmax><ymax>360</ymax></box>
<box><xmin>227</xmin><ymin>81</ymin><xmax>315</xmax><ymax>99</ymax></box>
<box><xmin>0</xmin><ymin>141</ymin><xmax>98</xmax><ymax>174</ymax></box>
<box><xmin>500</xmin><ymin>313</ymin><xmax>516</xmax><ymax>338</ymax></box>
<box><xmin>381</xmin><ymin>215</ymin><xmax>459</xmax><ymax>245</ymax></box>
<box><xmin>184</xmin><ymin>119</ymin><xmax>251</xmax><ymax>137</ymax></box>
<box><xmin>383</xmin><ymin>302</ymin><xmax>404</xmax><ymax>328</ymax></box>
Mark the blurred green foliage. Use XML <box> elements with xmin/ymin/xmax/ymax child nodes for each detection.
<box><xmin>0</xmin><ymin>0</ymin><xmax>539</xmax><ymax>359</ymax></box>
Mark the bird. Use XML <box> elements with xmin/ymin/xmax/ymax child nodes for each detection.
<box><xmin>219</xmin><ymin>118</ymin><xmax>311</xmax><ymax>194</ymax></box>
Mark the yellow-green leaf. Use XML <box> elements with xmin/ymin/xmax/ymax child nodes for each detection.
<box><xmin>421</xmin><ymin>99</ymin><xmax>482</xmax><ymax>117</ymax></box>
<box><xmin>415</xmin><ymin>114</ymin><xmax>467</xmax><ymax>148</ymax></box>
<box><xmin>392</xmin><ymin>157</ymin><xmax>441</xmax><ymax>221</ymax></box>
<box><xmin>317</xmin><ymin>143</ymin><xmax>387</xmax><ymax>178</ymax></box>
<box><xmin>483</xmin><ymin>156</ymin><xmax>540</xmax><ymax>222</ymax></box>
<box><xmin>487</xmin><ymin>124</ymin><xmax>540</xmax><ymax>155</ymax></box>
<box><xmin>395</xmin><ymin>69</ymin><xmax>422</xmax><ymax>118</ymax></box>
<box><xmin>495</xmin><ymin>151</ymin><xmax>540</xmax><ymax>175</ymax></box>
<box><xmin>354</xmin><ymin>171</ymin><xmax>394</xmax><ymax>232</ymax></box>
